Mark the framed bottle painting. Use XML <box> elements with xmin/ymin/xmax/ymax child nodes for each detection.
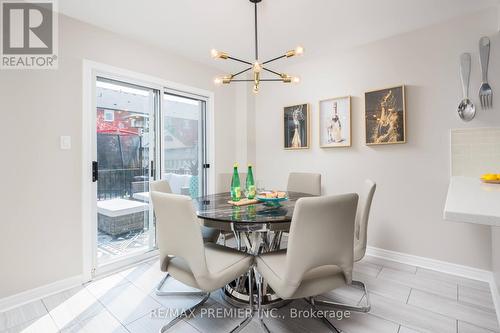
<box><xmin>319</xmin><ymin>96</ymin><xmax>351</xmax><ymax>148</ymax></box>
<box><xmin>365</xmin><ymin>85</ymin><xmax>406</xmax><ymax>145</ymax></box>
<box><xmin>284</xmin><ymin>103</ymin><xmax>310</xmax><ymax>149</ymax></box>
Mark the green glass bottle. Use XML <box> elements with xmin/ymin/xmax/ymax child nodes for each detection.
<box><xmin>230</xmin><ymin>163</ymin><xmax>241</xmax><ymax>202</ymax></box>
<box><xmin>246</xmin><ymin>164</ymin><xmax>256</xmax><ymax>199</ymax></box>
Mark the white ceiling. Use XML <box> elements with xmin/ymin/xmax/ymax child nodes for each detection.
<box><xmin>59</xmin><ymin>0</ymin><xmax>498</xmax><ymax>73</ymax></box>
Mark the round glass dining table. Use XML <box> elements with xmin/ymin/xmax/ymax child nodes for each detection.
<box><xmin>192</xmin><ymin>191</ymin><xmax>313</xmax><ymax>308</ymax></box>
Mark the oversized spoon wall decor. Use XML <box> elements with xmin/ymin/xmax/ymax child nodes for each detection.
<box><xmin>458</xmin><ymin>52</ymin><xmax>476</xmax><ymax>122</ymax></box>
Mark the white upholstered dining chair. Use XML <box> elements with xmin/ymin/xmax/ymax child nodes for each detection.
<box><xmin>151</xmin><ymin>191</ymin><xmax>254</xmax><ymax>332</ymax></box>
<box><xmin>150</xmin><ymin>180</ymin><xmax>221</xmax><ymax>297</ymax></box>
<box><xmin>286</xmin><ymin>172</ymin><xmax>321</xmax><ymax>195</ymax></box>
<box><xmin>311</xmin><ymin>179</ymin><xmax>376</xmax><ymax>313</ymax></box>
<box><xmin>255</xmin><ymin>193</ymin><xmax>358</xmax><ymax>332</ymax></box>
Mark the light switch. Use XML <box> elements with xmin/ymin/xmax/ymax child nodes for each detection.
<box><xmin>60</xmin><ymin>136</ymin><xmax>71</xmax><ymax>150</ymax></box>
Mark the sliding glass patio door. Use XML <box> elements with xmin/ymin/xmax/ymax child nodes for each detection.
<box><xmin>94</xmin><ymin>77</ymin><xmax>158</xmax><ymax>270</ymax></box>
<box><xmin>88</xmin><ymin>72</ymin><xmax>211</xmax><ymax>277</ymax></box>
<box><xmin>161</xmin><ymin>90</ymin><xmax>208</xmax><ymax>198</ymax></box>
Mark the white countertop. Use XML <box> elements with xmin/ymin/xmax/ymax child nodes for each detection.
<box><xmin>444</xmin><ymin>176</ymin><xmax>500</xmax><ymax>226</ymax></box>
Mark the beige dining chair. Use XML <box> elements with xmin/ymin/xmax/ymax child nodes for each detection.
<box><xmin>151</xmin><ymin>191</ymin><xmax>254</xmax><ymax>333</ymax></box>
<box><xmin>286</xmin><ymin>172</ymin><xmax>321</xmax><ymax>195</ymax></box>
<box><xmin>150</xmin><ymin>180</ymin><xmax>221</xmax><ymax>297</ymax></box>
<box><xmin>311</xmin><ymin>179</ymin><xmax>376</xmax><ymax>313</ymax></box>
<box><xmin>255</xmin><ymin>193</ymin><xmax>358</xmax><ymax>332</ymax></box>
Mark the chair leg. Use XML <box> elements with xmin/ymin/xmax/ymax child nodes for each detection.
<box><xmin>254</xmin><ymin>268</ymin><xmax>271</xmax><ymax>333</ymax></box>
<box><xmin>305</xmin><ymin>298</ymin><xmax>342</xmax><ymax>333</ymax></box>
<box><xmin>156</xmin><ymin>273</ymin><xmax>207</xmax><ymax>296</ymax></box>
<box><xmin>229</xmin><ymin>267</ymin><xmax>256</xmax><ymax>333</ymax></box>
<box><xmin>311</xmin><ymin>280</ymin><xmax>371</xmax><ymax>313</ymax></box>
<box><xmin>159</xmin><ymin>292</ymin><xmax>210</xmax><ymax>333</ymax></box>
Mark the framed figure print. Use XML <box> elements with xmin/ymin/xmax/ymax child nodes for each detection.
<box><xmin>284</xmin><ymin>103</ymin><xmax>310</xmax><ymax>149</ymax></box>
<box><xmin>365</xmin><ymin>85</ymin><xmax>406</xmax><ymax>145</ymax></box>
<box><xmin>319</xmin><ymin>96</ymin><xmax>351</xmax><ymax>148</ymax></box>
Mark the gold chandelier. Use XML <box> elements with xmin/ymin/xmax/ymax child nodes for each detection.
<box><xmin>211</xmin><ymin>0</ymin><xmax>303</xmax><ymax>94</ymax></box>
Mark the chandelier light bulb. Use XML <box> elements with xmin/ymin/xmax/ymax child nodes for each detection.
<box><xmin>292</xmin><ymin>76</ymin><xmax>300</xmax><ymax>83</ymax></box>
<box><xmin>214</xmin><ymin>77</ymin><xmax>223</xmax><ymax>85</ymax></box>
<box><xmin>294</xmin><ymin>45</ymin><xmax>304</xmax><ymax>56</ymax></box>
<box><xmin>210</xmin><ymin>49</ymin><xmax>228</xmax><ymax>59</ymax></box>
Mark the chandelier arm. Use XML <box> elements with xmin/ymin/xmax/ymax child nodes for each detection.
<box><xmin>231</xmin><ymin>79</ymin><xmax>284</xmax><ymax>82</ymax></box>
<box><xmin>262</xmin><ymin>67</ymin><xmax>282</xmax><ymax>77</ymax></box>
<box><xmin>232</xmin><ymin>67</ymin><xmax>253</xmax><ymax>78</ymax></box>
<box><xmin>227</xmin><ymin>56</ymin><xmax>253</xmax><ymax>66</ymax></box>
<box><xmin>262</xmin><ymin>54</ymin><xmax>287</xmax><ymax>65</ymax></box>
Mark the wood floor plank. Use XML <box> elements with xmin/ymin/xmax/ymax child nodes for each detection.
<box><xmin>408</xmin><ymin>289</ymin><xmax>499</xmax><ymax>332</ymax></box>
<box><xmin>0</xmin><ymin>300</ymin><xmax>48</xmax><ymax>331</ymax></box>
<box><xmin>42</xmin><ymin>286</ymin><xmax>103</xmax><ymax>330</ymax></box>
<box><xmin>398</xmin><ymin>326</ymin><xmax>424</xmax><ymax>333</ymax></box>
<box><xmin>0</xmin><ymin>314</ymin><xmax>58</xmax><ymax>333</ymax></box>
<box><xmin>354</xmin><ymin>260</ymin><xmax>383</xmax><ymax>277</ymax></box>
<box><xmin>331</xmin><ymin>312</ymin><xmax>399</xmax><ymax>333</ymax></box>
<box><xmin>354</xmin><ymin>271</ymin><xmax>412</xmax><ymax>303</ymax></box>
<box><xmin>368</xmin><ymin>292</ymin><xmax>457</xmax><ymax>333</ymax></box>
<box><xmin>362</xmin><ymin>256</ymin><xmax>418</xmax><ymax>274</ymax></box>
<box><xmin>185</xmin><ymin>301</ymin><xmax>252</xmax><ymax>332</ymax></box>
<box><xmin>98</xmin><ymin>281</ymin><xmax>162</xmax><ymax>325</ymax></box>
<box><xmin>59</xmin><ymin>309</ymin><xmax>128</xmax><ymax>333</ymax></box>
<box><xmin>127</xmin><ymin>314</ymin><xmax>201</xmax><ymax>333</ymax></box>
<box><xmin>458</xmin><ymin>285</ymin><xmax>495</xmax><ymax>311</ymax></box>
<box><xmin>458</xmin><ymin>321</ymin><xmax>498</xmax><ymax>333</ymax></box>
<box><xmin>378</xmin><ymin>267</ymin><xmax>458</xmax><ymax>300</ymax></box>
<box><xmin>84</xmin><ymin>272</ymin><xmax>129</xmax><ymax>299</ymax></box>
<box><xmin>415</xmin><ymin>268</ymin><xmax>490</xmax><ymax>292</ymax></box>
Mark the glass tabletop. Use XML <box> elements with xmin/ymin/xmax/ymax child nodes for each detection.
<box><xmin>193</xmin><ymin>191</ymin><xmax>313</xmax><ymax>224</ymax></box>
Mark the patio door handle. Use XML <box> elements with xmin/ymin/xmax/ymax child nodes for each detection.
<box><xmin>92</xmin><ymin>161</ymin><xmax>98</xmax><ymax>182</ymax></box>
<box><xmin>150</xmin><ymin>160</ymin><xmax>155</xmax><ymax>178</ymax></box>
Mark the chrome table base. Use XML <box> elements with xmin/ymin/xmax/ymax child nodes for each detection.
<box><xmin>221</xmin><ymin>230</ymin><xmax>290</xmax><ymax>309</ymax></box>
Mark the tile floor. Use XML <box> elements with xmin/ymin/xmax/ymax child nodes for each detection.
<box><xmin>0</xmin><ymin>255</ymin><xmax>498</xmax><ymax>333</ymax></box>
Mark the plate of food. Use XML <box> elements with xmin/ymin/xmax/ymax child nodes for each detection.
<box><xmin>256</xmin><ymin>191</ymin><xmax>288</xmax><ymax>206</ymax></box>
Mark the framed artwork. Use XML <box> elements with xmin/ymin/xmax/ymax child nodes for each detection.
<box><xmin>319</xmin><ymin>96</ymin><xmax>351</xmax><ymax>148</ymax></box>
<box><xmin>284</xmin><ymin>103</ymin><xmax>310</xmax><ymax>149</ymax></box>
<box><xmin>365</xmin><ymin>85</ymin><xmax>406</xmax><ymax>145</ymax></box>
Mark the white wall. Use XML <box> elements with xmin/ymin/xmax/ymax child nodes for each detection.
<box><xmin>254</xmin><ymin>8</ymin><xmax>500</xmax><ymax>270</ymax></box>
<box><xmin>0</xmin><ymin>15</ymin><xmax>238</xmax><ymax>298</ymax></box>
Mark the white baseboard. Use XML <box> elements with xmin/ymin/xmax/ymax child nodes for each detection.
<box><xmin>366</xmin><ymin>246</ymin><xmax>492</xmax><ymax>281</ymax></box>
<box><xmin>0</xmin><ymin>275</ymin><xmax>83</xmax><ymax>312</ymax></box>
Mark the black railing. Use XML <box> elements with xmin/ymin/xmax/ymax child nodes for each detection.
<box><xmin>97</xmin><ymin>168</ymin><xmax>147</xmax><ymax>200</ymax></box>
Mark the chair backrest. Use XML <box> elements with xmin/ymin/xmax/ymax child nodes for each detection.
<box><xmin>216</xmin><ymin>172</ymin><xmax>247</xmax><ymax>193</ymax></box>
<box><xmin>354</xmin><ymin>179</ymin><xmax>376</xmax><ymax>262</ymax></box>
<box><xmin>150</xmin><ymin>191</ymin><xmax>208</xmax><ymax>278</ymax></box>
<box><xmin>150</xmin><ymin>180</ymin><xmax>172</xmax><ymax>193</ymax></box>
<box><xmin>285</xmin><ymin>193</ymin><xmax>358</xmax><ymax>292</ymax></box>
<box><xmin>286</xmin><ymin>172</ymin><xmax>321</xmax><ymax>195</ymax></box>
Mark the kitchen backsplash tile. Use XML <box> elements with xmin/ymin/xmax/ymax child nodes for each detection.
<box><xmin>451</xmin><ymin>127</ymin><xmax>500</xmax><ymax>177</ymax></box>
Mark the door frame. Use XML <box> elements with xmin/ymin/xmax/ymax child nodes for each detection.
<box><xmin>82</xmin><ymin>60</ymin><xmax>215</xmax><ymax>282</ymax></box>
